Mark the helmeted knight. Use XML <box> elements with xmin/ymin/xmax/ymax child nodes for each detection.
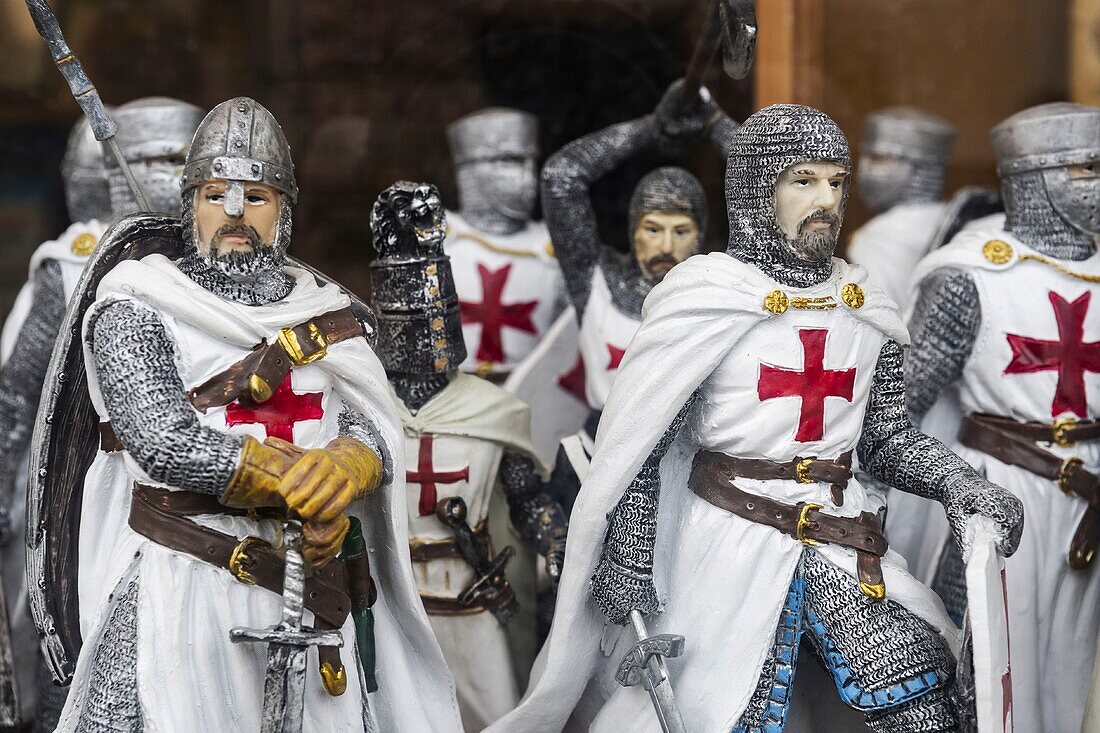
<box><xmin>0</xmin><ymin>97</ymin><xmax>201</xmax><ymax>730</ymax></box>
<box><xmin>905</xmin><ymin>101</ymin><xmax>1100</xmax><ymax>733</ymax></box>
<box><xmin>488</xmin><ymin>104</ymin><xmax>1023</xmax><ymax>733</ymax></box>
<box><xmin>846</xmin><ymin>107</ymin><xmax>957</xmax><ymax>309</ymax></box>
<box><xmin>31</xmin><ymin>97</ymin><xmax>461</xmax><ymax>732</ymax></box>
<box><xmin>369</xmin><ymin>179</ymin><xmax>569</xmax><ymax>731</ymax></box>
<box><xmin>444</xmin><ymin>108</ymin><xmax>566</xmax><ymax>382</ymax></box>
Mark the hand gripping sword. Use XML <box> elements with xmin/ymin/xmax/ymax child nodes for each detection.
<box><xmin>231</xmin><ymin>521</ymin><xmax>344</xmax><ymax>733</ymax></box>
<box><xmin>24</xmin><ymin>0</ymin><xmax>151</xmax><ymax>210</ymax></box>
<box><xmin>615</xmin><ymin>610</ymin><xmax>687</xmax><ymax>733</ymax></box>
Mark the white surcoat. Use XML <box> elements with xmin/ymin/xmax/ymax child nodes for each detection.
<box><xmin>909</xmin><ymin>229</ymin><xmax>1100</xmax><ymax>733</ymax></box>
<box><xmin>445</xmin><ymin>212</ymin><xmax>565</xmax><ymax>378</ymax></box>
<box><xmin>846</xmin><ymin>201</ymin><xmax>945</xmax><ymax>310</ymax></box>
<box><xmin>577</xmin><ymin>266</ymin><xmax>642</xmax><ymax>411</ymax></box>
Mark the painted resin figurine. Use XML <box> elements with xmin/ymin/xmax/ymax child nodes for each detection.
<box><xmin>541</xmin><ymin>79</ymin><xmax>737</xmax><ymax>509</ymax></box>
<box><xmin>445</xmin><ymin>108</ymin><xmax>566</xmax><ymax>382</ymax></box>
<box><xmin>0</xmin><ymin>97</ymin><xmax>202</xmax><ymax>731</ymax></box>
<box><xmin>32</xmin><ymin>98</ymin><xmax>461</xmax><ymax>732</ymax></box>
<box><xmin>369</xmin><ymin>180</ymin><xmax>568</xmax><ymax>730</ymax></box>
<box><xmin>846</xmin><ymin>107</ymin><xmax>957</xmax><ymax>309</ymax></box>
<box><xmin>488</xmin><ymin>104</ymin><xmax>1023</xmax><ymax>733</ymax></box>
<box><xmin>905</xmin><ymin>102</ymin><xmax>1100</xmax><ymax>733</ymax></box>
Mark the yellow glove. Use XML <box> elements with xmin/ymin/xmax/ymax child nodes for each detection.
<box><xmin>302</xmin><ymin>515</ymin><xmax>351</xmax><ymax>569</ymax></box>
<box><xmin>220</xmin><ymin>436</ymin><xmax>303</xmax><ymax>509</ymax></box>
<box><xmin>276</xmin><ymin>436</ymin><xmax>383</xmax><ymax>523</ymax></box>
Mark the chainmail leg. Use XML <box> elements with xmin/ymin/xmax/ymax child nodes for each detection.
<box><xmin>589</xmin><ymin>394</ymin><xmax>696</xmax><ymax>625</ymax></box>
<box><xmin>930</xmin><ymin>539</ymin><xmax>968</xmax><ymax>625</ymax></box>
<box><xmin>800</xmin><ymin>551</ymin><xmax>956</xmax><ymax>722</ymax></box>
<box><xmin>74</xmin><ymin>577</ymin><xmax>143</xmax><ymax>732</ymax></box>
<box><xmin>31</xmin><ymin>664</ymin><xmax>68</xmax><ymax>733</ymax></box>
<box><xmin>905</xmin><ymin>268</ymin><xmax>981</xmax><ymax>423</ymax></box>
<box><xmin>89</xmin><ymin>300</ymin><xmax>242</xmax><ymax>495</ymax></box>
<box><xmin>864</xmin><ymin>688</ymin><xmax>958</xmax><ymax>733</ymax></box>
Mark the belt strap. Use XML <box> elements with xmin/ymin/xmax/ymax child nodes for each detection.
<box><xmin>420</xmin><ymin>592</ymin><xmax>511</xmax><ymax>616</ymax></box>
<box><xmin>694</xmin><ymin>449</ymin><xmax>854</xmax><ymax>507</ymax></box>
<box><xmin>960</xmin><ymin>414</ymin><xmax>1100</xmax><ymax>568</ymax></box>
<box><xmin>967</xmin><ymin>412</ymin><xmax>1100</xmax><ymax>446</ymax></box>
<box><xmin>128</xmin><ymin>484</ymin><xmax>352</xmax><ymax>627</ymax></box>
<box><xmin>408</xmin><ymin>523</ymin><xmax>490</xmax><ymax>563</ymax></box>
<box><xmin>690</xmin><ymin>453</ymin><xmax>886</xmax><ymax>598</ymax></box>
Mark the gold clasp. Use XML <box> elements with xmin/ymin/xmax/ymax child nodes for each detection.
<box><xmin>229</xmin><ymin>536</ymin><xmax>267</xmax><ymax>585</ymax></box>
<box><xmin>796</xmin><ymin>503</ymin><xmax>823</xmax><ymax>546</ymax></box>
<box><xmin>1059</xmin><ymin>457</ymin><xmax>1084</xmax><ymax>497</ymax></box>
<box><xmin>795</xmin><ymin>458</ymin><xmax>814</xmax><ymax>484</ymax></box>
<box><xmin>278</xmin><ymin>323</ymin><xmax>328</xmax><ymax>366</ymax></box>
<box><xmin>1053</xmin><ymin>417</ymin><xmax>1078</xmax><ymax>447</ymax></box>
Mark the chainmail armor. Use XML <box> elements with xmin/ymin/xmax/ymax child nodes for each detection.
<box><xmin>1003</xmin><ymin>170</ymin><xmax>1096</xmax><ymax>261</ymax></box>
<box><xmin>864</xmin><ymin>689</ymin><xmax>958</xmax><ymax>733</ymax></box>
<box><xmin>904</xmin><ymin>269</ymin><xmax>981</xmax><ymax>422</ymax></box>
<box><xmin>590</xmin><ymin>394</ymin><xmax>696</xmax><ymax>624</ymax></box>
<box><xmin>74</xmin><ymin>577</ymin><xmax>143</xmax><ymax>732</ymax></box>
<box><xmin>859</xmin><ymin>340</ymin><xmax>1024</xmax><ymax>557</ymax></box>
<box><xmin>389</xmin><ymin>373</ymin><xmax>450</xmax><ymax>414</ymax></box>
<box><xmin>32</xmin><ymin>664</ymin><xmax>68</xmax><ymax>733</ymax></box>
<box><xmin>500</xmin><ymin>452</ymin><xmax>568</xmax><ymax>566</ymax></box>
<box><xmin>930</xmin><ymin>540</ymin><xmax>968</xmax><ymax>624</ymax></box>
<box><xmin>89</xmin><ymin>300</ymin><xmax>242</xmax><ymax>494</ymax></box>
<box><xmin>725</xmin><ymin>105</ymin><xmax>851</xmax><ymax>289</ymax></box>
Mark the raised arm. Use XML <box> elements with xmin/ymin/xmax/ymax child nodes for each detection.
<box><xmin>500</xmin><ymin>451</ymin><xmax>569</xmax><ymax>584</ymax></box>
<box><xmin>858</xmin><ymin>340</ymin><xmax>1022</xmax><ymax>556</ymax></box>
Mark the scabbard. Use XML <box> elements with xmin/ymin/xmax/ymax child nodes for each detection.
<box><xmin>341</xmin><ymin>517</ymin><xmax>379</xmax><ymax>693</ymax></box>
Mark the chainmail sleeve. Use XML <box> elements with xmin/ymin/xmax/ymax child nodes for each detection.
<box><xmin>336</xmin><ymin>404</ymin><xmax>389</xmax><ymax>485</ymax></box>
<box><xmin>858</xmin><ymin>340</ymin><xmax>1023</xmax><ymax>555</ymax></box>
<box><xmin>708</xmin><ymin>112</ymin><xmax>739</xmax><ymax>157</ymax></box>
<box><xmin>590</xmin><ymin>393</ymin><xmax>697</xmax><ymax>624</ymax></box>
<box><xmin>0</xmin><ymin>261</ymin><xmax>67</xmax><ymax>534</ymax></box>
<box><xmin>904</xmin><ymin>268</ymin><xmax>981</xmax><ymax>422</ymax></box>
<box><xmin>541</xmin><ymin>116</ymin><xmax>657</xmax><ymax>319</ymax></box>
<box><xmin>89</xmin><ymin>299</ymin><xmax>243</xmax><ymax>494</ymax></box>
<box><xmin>500</xmin><ymin>451</ymin><xmax>568</xmax><ymax>559</ymax></box>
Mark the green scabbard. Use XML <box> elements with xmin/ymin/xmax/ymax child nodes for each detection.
<box><xmin>341</xmin><ymin>517</ymin><xmax>378</xmax><ymax>693</ymax></box>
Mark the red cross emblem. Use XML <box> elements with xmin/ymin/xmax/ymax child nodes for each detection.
<box><xmin>758</xmin><ymin>328</ymin><xmax>856</xmax><ymax>442</ymax></box>
<box><xmin>406</xmin><ymin>434</ymin><xmax>471</xmax><ymax>516</ymax></box>
<box><xmin>557</xmin><ymin>353</ymin><xmax>588</xmax><ymax>404</ymax></box>
<box><xmin>224</xmin><ymin>372</ymin><xmax>324</xmax><ymax>442</ymax></box>
<box><xmin>1004</xmin><ymin>291</ymin><xmax>1100</xmax><ymax>418</ymax></box>
<box><xmin>460</xmin><ymin>263</ymin><xmax>538</xmax><ymax>364</ymax></box>
<box><xmin>606</xmin><ymin>343</ymin><xmax>626</xmax><ymax>370</ymax></box>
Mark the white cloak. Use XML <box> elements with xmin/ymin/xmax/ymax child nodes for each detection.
<box><xmin>489</xmin><ymin>252</ymin><xmax>958</xmax><ymax>733</ymax></box>
<box><xmin>846</xmin><ymin>201</ymin><xmax>945</xmax><ymax>310</ymax></box>
<box><xmin>56</xmin><ymin>254</ymin><xmax>462</xmax><ymax>733</ymax></box>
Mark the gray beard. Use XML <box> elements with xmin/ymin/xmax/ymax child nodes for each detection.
<box><xmin>786</xmin><ymin>212</ymin><xmax>839</xmax><ymax>262</ymax></box>
<box><xmin>180</xmin><ymin>246</ymin><xmax>293</xmax><ymax>306</ymax></box>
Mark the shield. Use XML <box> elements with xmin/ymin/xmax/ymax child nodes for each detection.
<box><xmin>503</xmin><ymin>306</ymin><xmax>589</xmax><ymax>468</ymax></box>
<box><xmin>962</xmin><ymin>516</ymin><xmax>1014</xmax><ymax>733</ymax></box>
<box><xmin>26</xmin><ymin>212</ymin><xmax>376</xmax><ymax>684</ymax></box>
<box><xmin>929</xmin><ymin>186</ymin><xmax>1003</xmax><ymax>251</ymax></box>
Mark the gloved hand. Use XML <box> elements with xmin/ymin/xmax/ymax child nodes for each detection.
<box><xmin>653</xmin><ymin>78</ymin><xmax>718</xmax><ymax>157</ymax></box>
<box><xmin>943</xmin><ymin>476</ymin><xmax>1024</xmax><ymax>559</ymax></box>
<box><xmin>302</xmin><ymin>515</ymin><xmax>351</xmax><ymax>569</ymax></box>
<box><xmin>590</xmin><ymin>553</ymin><xmax>659</xmax><ymax>625</ymax></box>
<box><xmin>544</xmin><ymin>530</ymin><xmax>567</xmax><ymax>587</ymax></box>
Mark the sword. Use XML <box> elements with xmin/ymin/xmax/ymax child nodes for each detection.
<box><xmin>435</xmin><ymin>497</ymin><xmax>519</xmax><ymax>626</ymax></box>
<box><xmin>24</xmin><ymin>0</ymin><xmax>150</xmax><ymax>210</ymax></box>
<box><xmin>615</xmin><ymin>610</ymin><xmax>687</xmax><ymax>733</ymax></box>
<box><xmin>678</xmin><ymin>0</ymin><xmax>758</xmax><ymax>106</ymax></box>
<box><xmin>231</xmin><ymin>521</ymin><xmax>344</xmax><ymax>733</ymax></box>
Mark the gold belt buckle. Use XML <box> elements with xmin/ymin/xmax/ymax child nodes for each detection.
<box><xmin>229</xmin><ymin>536</ymin><xmax>267</xmax><ymax>585</ymax></box>
<box><xmin>278</xmin><ymin>322</ymin><xmax>328</xmax><ymax>365</ymax></box>
<box><xmin>1053</xmin><ymin>417</ymin><xmax>1078</xmax><ymax>447</ymax></box>
<box><xmin>795</xmin><ymin>457</ymin><xmax>815</xmax><ymax>484</ymax></box>
<box><xmin>1059</xmin><ymin>456</ymin><xmax>1085</xmax><ymax>497</ymax></box>
<box><xmin>796</xmin><ymin>503</ymin><xmax>823</xmax><ymax>546</ymax></box>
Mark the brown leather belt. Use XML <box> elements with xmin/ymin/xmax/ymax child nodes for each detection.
<box><xmin>960</xmin><ymin>413</ymin><xmax>1100</xmax><ymax>569</ymax></box>
<box><xmin>706</xmin><ymin>450</ymin><xmax>854</xmax><ymax>506</ymax></box>
<box><xmin>420</xmin><ymin>593</ymin><xmax>504</xmax><ymax>616</ymax></box>
<box><xmin>690</xmin><ymin>450</ymin><xmax>887</xmax><ymax>598</ymax></box>
<box><xmin>408</xmin><ymin>522</ymin><xmax>490</xmax><ymax>562</ymax></box>
<box><xmin>964</xmin><ymin>412</ymin><xmax>1100</xmax><ymax>446</ymax></box>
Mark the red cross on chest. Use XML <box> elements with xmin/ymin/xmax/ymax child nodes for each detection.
<box><xmin>224</xmin><ymin>372</ymin><xmax>324</xmax><ymax>442</ymax></box>
<box><xmin>557</xmin><ymin>353</ymin><xmax>588</xmax><ymax>404</ymax></box>
<box><xmin>1003</xmin><ymin>290</ymin><xmax>1100</xmax><ymax>418</ymax></box>
<box><xmin>758</xmin><ymin>328</ymin><xmax>856</xmax><ymax>443</ymax></box>
<box><xmin>407</xmin><ymin>434</ymin><xmax>471</xmax><ymax>516</ymax></box>
<box><xmin>606</xmin><ymin>343</ymin><xmax>626</xmax><ymax>370</ymax></box>
<box><xmin>460</xmin><ymin>263</ymin><xmax>539</xmax><ymax>364</ymax></box>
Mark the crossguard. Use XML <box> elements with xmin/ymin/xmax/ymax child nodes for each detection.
<box><xmin>230</xmin><ymin>625</ymin><xmax>344</xmax><ymax>649</ymax></box>
<box><xmin>615</xmin><ymin>633</ymin><xmax>686</xmax><ymax>690</ymax></box>
<box><xmin>458</xmin><ymin>547</ymin><xmax>515</xmax><ymax>605</ymax></box>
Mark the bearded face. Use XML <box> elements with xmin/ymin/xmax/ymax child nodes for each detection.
<box><xmin>632</xmin><ymin>211</ymin><xmax>700</xmax><ymax>281</ymax></box>
<box><xmin>192</xmin><ymin>180</ymin><xmax>286</xmax><ymax>277</ymax></box>
<box><xmin>773</xmin><ymin>161</ymin><xmax>849</xmax><ymax>262</ymax></box>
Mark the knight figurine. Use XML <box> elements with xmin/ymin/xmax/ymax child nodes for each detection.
<box><xmin>905</xmin><ymin>102</ymin><xmax>1100</xmax><ymax>733</ymax></box>
<box><xmin>539</xmin><ymin>80</ymin><xmax>737</xmax><ymax>512</ymax></box>
<box><xmin>369</xmin><ymin>179</ymin><xmax>568</xmax><ymax>731</ymax></box>
<box><xmin>445</xmin><ymin>108</ymin><xmax>566</xmax><ymax>382</ymax></box>
<box><xmin>35</xmin><ymin>97</ymin><xmax>461</xmax><ymax>732</ymax></box>
<box><xmin>488</xmin><ymin>104</ymin><xmax>1023</xmax><ymax>733</ymax></box>
<box><xmin>846</xmin><ymin>107</ymin><xmax>957</xmax><ymax>309</ymax></box>
<box><xmin>0</xmin><ymin>97</ymin><xmax>201</xmax><ymax>731</ymax></box>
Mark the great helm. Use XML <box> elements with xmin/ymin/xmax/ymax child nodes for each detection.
<box><xmin>446</xmin><ymin>108</ymin><xmax>538</xmax><ymax>165</ymax></box>
<box><xmin>861</xmin><ymin>107</ymin><xmax>957</xmax><ymax>165</ymax></box>
<box><xmin>181</xmin><ymin>97</ymin><xmax>297</xmax><ymax>216</ymax></box>
<box><xmin>60</xmin><ymin>116</ymin><xmax>111</xmax><ymax>223</ymax></box>
<box><xmin>992</xmin><ymin>102</ymin><xmax>1100</xmax><ymax>235</ymax></box>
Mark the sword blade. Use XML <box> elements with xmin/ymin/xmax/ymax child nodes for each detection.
<box><xmin>258</xmin><ymin>643</ymin><xmax>309</xmax><ymax>733</ymax></box>
<box><xmin>629</xmin><ymin>611</ymin><xmax>687</xmax><ymax>733</ymax></box>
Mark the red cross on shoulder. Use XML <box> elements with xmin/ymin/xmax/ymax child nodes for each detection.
<box><xmin>1004</xmin><ymin>290</ymin><xmax>1100</xmax><ymax>418</ymax></box>
<box><xmin>460</xmin><ymin>263</ymin><xmax>539</xmax><ymax>364</ymax></box>
<box><xmin>224</xmin><ymin>372</ymin><xmax>324</xmax><ymax>442</ymax></box>
<box><xmin>758</xmin><ymin>328</ymin><xmax>855</xmax><ymax>442</ymax></box>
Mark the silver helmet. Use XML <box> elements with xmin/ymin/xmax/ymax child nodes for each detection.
<box><xmin>992</xmin><ymin>102</ymin><xmax>1100</xmax><ymax>236</ymax></box>
<box><xmin>447</xmin><ymin>108</ymin><xmax>539</xmax><ymax>230</ymax></box>
<box><xmin>60</xmin><ymin>116</ymin><xmax>111</xmax><ymax>224</ymax></box>
<box><xmin>106</xmin><ymin>97</ymin><xmax>205</xmax><ymax>216</ymax></box>
<box><xmin>857</xmin><ymin>107</ymin><xmax>956</xmax><ymax>213</ymax></box>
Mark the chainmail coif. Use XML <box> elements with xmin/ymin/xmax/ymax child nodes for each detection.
<box><xmin>725</xmin><ymin>104</ymin><xmax>851</xmax><ymax>289</ymax></box>
<box><xmin>1003</xmin><ymin>169</ymin><xmax>1096</xmax><ymax>260</ymax></box>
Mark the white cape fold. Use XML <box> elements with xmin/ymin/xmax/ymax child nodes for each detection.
<box><xmin>488</xmin><ymin>252</ymin><xmax>914</xmax><ymax>732</ymax></box>
<box><xmin>61</xmin><ymin>254</ymin><xmax>461</xmax><ymax>733</ymax></box>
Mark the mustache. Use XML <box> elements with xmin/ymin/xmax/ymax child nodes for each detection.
<box><xmin>646</xmin><ymin>254</ymin><xmax>680</xmax><ymax>269</ymax></box>
<box><xmin>798</xmin><ymin>210</ymin><xmax>839</xmax><ymax>234</ymax></box>
<box><xmin>210</xmin><ymin>223</ymin><xmax>262</xmax><ymax>253</ymax></box>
